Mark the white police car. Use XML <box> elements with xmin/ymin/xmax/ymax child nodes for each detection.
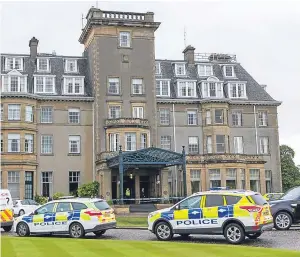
<box><xmin>14</xmin><ymin>198</ymin><xmax>116</xmax><ymax>238</ymax></box>
<box><xmin>148</xmin><ymin>189</ymin><xmax>273</xmax><ymax>244</ymax></box>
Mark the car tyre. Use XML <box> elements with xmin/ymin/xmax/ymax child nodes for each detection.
<box><xmin>247</xmin><ymin>232</ymin><xmax>262</xmax><ymax>239</ymax></box>
<box><xmin>16</xmin><ymin>222</ymin><xmax>30</xmax><ymax>237</ymax></box>
<box><xmin>274</xmin><ymin>212</ymin><xmax>292</xmax><ymax>230</ymax></box>
<box><xmin>69</xmin><ymin>222</ymin><xmax>85</xmax><ymax>238</ymax></box>
<box><xmin>154</xmin><ymin>221</ymin><xmax>173</xmax><ymax>241</ymax></box>
<box><xmin>224</xmin><ymin>223</ymin><xmax>245</xmax><ymax>244</ymax></box>
<box><xmin>3</xmin><ymin>225</ymin><xmax>13</xmax><ymax>232</ymax></box>
<box><xmin>93</xmin><ymin>230</ymin><xmax>106</xmax><ymax>237</ymax></box>
<box><xmin>19</xmin><ymin>209</ymin><xmax>25</xmax><ymax>216</ymax></box>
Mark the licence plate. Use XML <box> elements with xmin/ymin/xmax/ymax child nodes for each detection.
<box><xmin>263</xmin><ymin>211</ymin><xmax>269</xmax><ymax>215</ymax></box>
<box><xmin>104</xmin><ymin>213</ymin><xmax>110</xmax><ymax>217</ymax></box>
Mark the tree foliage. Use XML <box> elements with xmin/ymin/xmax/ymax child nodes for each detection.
<box><xmin>77</xmin><ymin>181</ymin><xmax>100</xmax><ymax>198</ymax></box>
<box><xmin>280</xmin><ymin>145</ymin><xmax>300</xmax><ymax>191</ymax></box>
<box><xmin>52</xmin><ymin>192</ymin><xmax>65</xmax><ymax>200</ymax></box>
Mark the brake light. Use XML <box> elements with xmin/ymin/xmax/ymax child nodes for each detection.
<box><xmin>240</xmin><ymin>206</ymin><xmax>262</xmax><ymax>212</ymax></box>
<box><xmin>84</xmin><ymin>210</ymin><xmax>103</xmax><ymax>216</ymax></box>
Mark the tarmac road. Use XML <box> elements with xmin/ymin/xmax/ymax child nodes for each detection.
<box><xmin>2</xmin><ymin>227</ymin><xmax>300</xmax><ymax>251</ymax></box>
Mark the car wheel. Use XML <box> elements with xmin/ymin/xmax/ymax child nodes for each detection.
<box><xmin>247</xmin><ymin>232</ymin><xmax>262</xmax><ymax>239</ymax></box>
<box><xmin>274</xmin><ymin>212</ymin><xmax>292</xmax><ymax>230</ymax></box>
<box><xmin>224</xmin><ymin>223</ymin><xmax>245</xmax><ymax>244</ymax></box>
<box><xmin>19</xmin><ymin>209</ymin><xmax>25</xmax><ymax>216</ymax></box>
<box><xmin>16</xmin><ymin>222</ymin><xmax>30</xmax><ymax>237</ymax></box>
<box><xmin>3</xmin><ymin>225</ymin><xmax>13</xmax><ymax>232</ymax></box>
<box><xmin>155</xmin><ymin>221</ymin><xmax>173</xmax><ymax>241</ymax></box>
<box><xmin>93</xmin><ymin>230</ymin><xmax>106</xmax><ymax>237</ymax></box>
<box><xmin>69</xmin><ymin>222</ymin><xmax>85</xmax><ymax>238</ymax></box>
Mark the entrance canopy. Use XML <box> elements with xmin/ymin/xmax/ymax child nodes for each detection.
<box><xmin>107</xmin><ymin>146</ymin><xmax>185</xmax><ymax>169</ymax></box>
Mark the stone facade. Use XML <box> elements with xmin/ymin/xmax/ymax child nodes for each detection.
<box><xmin>0</xmin><ymin>7</ymin><xmax>282</xmax><ymax>200</ymax></box>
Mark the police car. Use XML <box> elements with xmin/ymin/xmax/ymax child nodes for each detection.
<box><xmin>14</xmin><ymin>198</ymin><xmax>116</xmax><ymax>238</ymax></box>
<box><xmin>148</xmin><ymin>189</ymin><xmax>273</xmax><ymax>244</ymax></box>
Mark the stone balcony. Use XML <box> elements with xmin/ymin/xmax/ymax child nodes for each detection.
<box><xmin>187</xmin><ymin>154</ymin><xmax>266</xmax><ymax>164</ymax></box>
<box><xmin>1</xmin><ymin>153</ymin><xmax>38</xmax><ymax>166</ymax></box>
<box><xmin>105</xmin><ymin>118</ymin><xmax>150</xmax><ymax>129</ymax></box>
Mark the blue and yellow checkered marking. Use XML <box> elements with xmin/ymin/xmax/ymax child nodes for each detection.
<box><xmin>218</xmin><ymin>206</ymin><xmax>234</xmax><ymax>218</ymax></box>
<box><xmin>21</xmin><ymin>210</ymin><xmax>83</xmax><ymax>224</ymax></box>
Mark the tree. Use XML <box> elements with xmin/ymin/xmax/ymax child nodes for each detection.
<box><xmin>77</xmin><ymin>181</ymin><xmax>100</xmax><ymax>198</ymax></box>
<box><xmin>280</xmin><ymin>145</ymin><xmax>300</xmax><ymax>191</ymax></box>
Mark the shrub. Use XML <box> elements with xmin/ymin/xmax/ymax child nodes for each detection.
<box><xmin>77</xmin><ymin>181</ymin><xmax>99</xmax><ymax>198</ymax></box>
<box><xmin>52</xmin><ymin>192</ymin><xmax>65</xmax><ymax>200</ymax></box>
<box><xmin>34</xmin><ymin>195</ymin><xmax>48</xmax><ymax>205</ymax></box>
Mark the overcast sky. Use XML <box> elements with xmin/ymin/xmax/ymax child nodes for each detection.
<box><xmin>1</xmin><ymin>0</ymin><xmax>300</xmax><ymax>164</ymax></box>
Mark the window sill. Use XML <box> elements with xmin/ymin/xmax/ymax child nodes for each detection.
<box><xmin>159</xmin><ymin>124</ymin><xmax>171</xmax><ymax>126</ymax></box>
<box><xmin>40</xmin><ymin>153</ymin><xmax>54</xmax><ymax>156</ymax></box>
<box><xmin>40</xmin><ymin>122</ymin><xmax>53</xmax><ymax>124</ymax></box>
<box><xmin>7</xmin><ymin>119</ymin><xmax>21</xmax><ymax>122</ymax></box>
<box><xmin>130</xmin><ymin>94</ymin><xmax>146</xmax><ymax>97</ymax></box>
<box><xmin>118</xmin><ymin>46</ymin><xmax>133</xmax><ymax>50</ymax></box>
<box><xmin>68</xmin><ymin>153</ymin><xmax>81</xmax><ymax>156</ymax></box>
<box><xmin>107</xmin><ymin>93</ymin><xmax>122</xmax><ymax>97</ymax></box>
<box><xmin>68</xmin><ymin>123</ymin><xmax>81</xmax><ymax>125</ymax></box>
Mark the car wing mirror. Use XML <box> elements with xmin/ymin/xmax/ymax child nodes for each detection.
<box><xmin>175</xmin><ymin>205</ymin><xmax>180</xmax><ymax>210</ymax></box>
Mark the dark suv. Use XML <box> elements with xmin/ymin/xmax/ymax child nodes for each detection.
<box><xmin>270</xmin><ymin>186</ymin><xmax>300</xmax><ymax>230</ymax></box>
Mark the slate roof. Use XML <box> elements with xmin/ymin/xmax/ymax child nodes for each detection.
<box><xmin>155</xmin><ymin>59</ymin><xmax>279</xmax><ymax>104</ymax></box>
<box><xmin>0</xmin><ymin>52</ymin><xmax>280</xmax><ymax>105</ymax></box>
<box><xmin>0</xmin><ymin>54</ymin><xmax>93</xmax><ymax>99</ymax></box>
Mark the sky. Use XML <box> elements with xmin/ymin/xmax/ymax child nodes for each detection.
<box><xmin>1</xmin><ymin>0</ymin><xmax>300</xmax><ymax>164</ymax></box>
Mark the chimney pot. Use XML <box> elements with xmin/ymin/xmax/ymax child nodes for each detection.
<box><xmin>29</xmin><ymin>37</ymin><xmax>39</xmax><ymax>59</ymax></box>
<box><xmin>183</xmin><ymin>45</ymin><xmax>195</xmax><ymax>65</ymax></box>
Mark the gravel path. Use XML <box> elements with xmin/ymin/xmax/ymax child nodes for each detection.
<box><xmin>2</xmin><ymin>227</ymin><xmax>300</xmax><ymax>251</ymax></box>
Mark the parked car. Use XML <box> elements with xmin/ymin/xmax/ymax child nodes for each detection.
<box><xmin>263</xmin><ymin>193</ymin><xmax>284</xmax><ymax>201</ymax></box>
<box><xmin>0</xmin><ymin>189</ymin><xmax>14</xmax><ymax>232</ymax></box>
<box><xmin>14</xmin><ymin>198</ymin><xmax>116</xmax><ymax>238</ymax></box>
<box><xmin>148</xmin><ymin>189</ymin><xmax>273</xmax><ymax>244</ymax></box>
<box><xmin>270</xmin><ymin>186</ymin><xmax>300</xmax><ymax>230</ymax></box>
<box><xmin>13</xmin><ymin>199</ymin><xmax>40</xmax><ymax>216</ymax></box>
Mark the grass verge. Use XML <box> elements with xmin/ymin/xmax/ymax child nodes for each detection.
<box><xmin>116</xmin><ymin>216</ymin><xmax>148</xmax><ymax>227</ymax></box>
<box><xmin>2</xmin><ymin>237</ymin><xmax>299</xmax><ymax>257</ymax></box>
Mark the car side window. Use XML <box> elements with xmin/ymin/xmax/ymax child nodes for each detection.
<box><xmin>56</xmin><ymin>202</ymin><xmax>72</xmax><ymax>212</ymax></box>
<box><xmin>35</xmin><ymin>203</ymin><xmax>55</xmax><ymax>215</ymax></box>
<box><xmin>225</xmin><ymin>196</ymin><xmax>241</xmax><ymax>205</ymax></box>
<box><xmin>28</xmin><ymin>200</ymin><xmax>39</xmax><ymax>205</ymax></box>
<box><xmin>21</xmin><ymin>200</ymin><xmax>29</xmax><ymax>205</ymax></box>
<box><xmin>205</xmin><ymin>195</ymin><xmax>224</xmax><ymax>207</ymax></box>
<box><xmin>71</xmin><ymin>202</ymin><xmax>88</xmax><ymax>211</ymax></box>
<box><xmin>178</xmin><ymin>196</ymin><xmax>202</xmax><ymax>210</ymax></box>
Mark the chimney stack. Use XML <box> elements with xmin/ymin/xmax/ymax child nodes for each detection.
<box><xmin>183</xmin><ymin>45</ymin><xmax>195</xmax><ymax>65</ymax></box>
<box><xmin>29</xmin><ymin>37</ymin><xmax>39</xmax><ymax>59</ymax></box>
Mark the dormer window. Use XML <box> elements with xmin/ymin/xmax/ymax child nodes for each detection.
<box><xmin>156</xmin><ymin>80</ymin><xmax>170</xmax><ymax>97</ymax></box>
<box><xmin>175</xmin><ymin>63</ymin><xmax>186</xmax><ymax>76</ymax></box>
<box><xmin>65</xmin><ymin>59</ymin><xmax>78</xmax><ymax>73</ymax></box>
<box><xmin>201</xmin><ymin>76</ymin><xmax>223</xmax><ymax>98</ymax></box>
<box><xmin>228</xmin><ymin>83</ymin><xmax>247</xmax><ymax>98</ymax></box>
<box><xmin>5</xmin><ymin>57</ymin><xmax>23</xmax><ymax>71</ymax></box>
<box><xmin>1</xmin><ymin>74</ymin><xmax>27</xmax><ymax>93</ymax></box>
<box><xmin>155</xmin><ymin>62</ymin><xmax>161</xmax><ymax>75</ymax></box>
<box><xmin>223</xmin><ymin>65</ymin><xmax>235</xmax><ymax>77</ymax></box>
<box><xmin>177</xmin><ymin>80</ymin><xmax>196</xmax><ymax>97</ymax></box>
<box><xmin>63</xmin><ymin>76</ymin><xmax>84</xmax><ymax>95</ymax></box>
<box><xmin>34</xmin><ymin>75</ymin><xmax>56</xmax><ymax>94</ymax></box>
<box><xmin>197</xmin><ymin>64</ymin><xmax>213</xmax><ymax>76</ymax></box>
<box><xmin>37</xmin><ymin>58</ymin><xmax>50</xmax><ymax>72</ymax></box>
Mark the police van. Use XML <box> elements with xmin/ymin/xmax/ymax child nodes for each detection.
<box><xmin>0</xmin><ymin>189</ymin><xmax>14</xmax><ymax>232</ymax></box>
<box><xmin>14</xmin><ymin>198</ymin><xmax>116</xmax><ymax>238</ymax></box>
<box><xmin>148</xmin><ymin>189</ymin><xmax>273</xmax><ymax>244</ymax></box>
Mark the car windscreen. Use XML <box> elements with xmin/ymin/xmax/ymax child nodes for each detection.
<box><xmin>93</xmin><ymin>201</ymin><xmax>111</xmax><ymax>210</ymax></box>
<box><xmin>250</xmin><ymin>194</ymin><xmax>268</xmax><ymax>205</ymax></box>
<box><xmin>281</xmin><ymin>187</ymin><xmax>300</xmax><ymax>200</ymax></box>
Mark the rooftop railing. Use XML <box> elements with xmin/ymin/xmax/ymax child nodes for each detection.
<box><xmin>194</xmin><ymin>53</ymin><xmax>237</xmax><ymax>63</ymax></box>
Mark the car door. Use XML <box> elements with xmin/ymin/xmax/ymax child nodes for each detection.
<box><xmin>31</xmin><ymin>202</ymin><xmax>56</xmax><ymax>233</ymax></box>
<box><xmin>202</xmin><ymin>194</ymin><xmax>226</xmax><ymax>231</ymax></box>
<box><xmin>53</xmin><ymin>202</ymin><xmax>72</xmax><ymax>232</ymax></box>
<box><xmin>293</xmin><ymin>196</ymin><xmax>300</xmax><ymax>222</ymax></box>
<box><xmin>170</xmin><ymin>195</ymin><xmax>203</xmax><ymax>232</ymax></box>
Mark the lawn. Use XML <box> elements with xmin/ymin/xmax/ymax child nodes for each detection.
<box><xmin>116</xmin><ymin>216</ymin><xmax>148</xmax><ymax>227</ymax></box>
<box><xmin>1</xmin><ymin>237</ymin><xmax>299</xmax><ymax>257</ymax></box>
